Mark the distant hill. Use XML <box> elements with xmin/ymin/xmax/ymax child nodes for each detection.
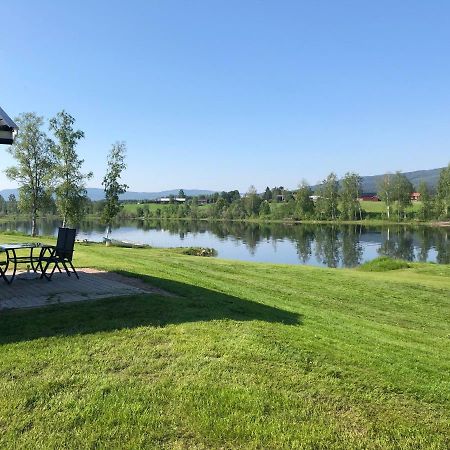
<box><xmin>312</xmin><ymin>167</ymin><xmax>444</xmax><ymax>193</ymax></box>
<box><xmin>358</xmin><ymin>168</ymin><xmax>444</xmax><ymax>193</ymax></box>
<box><xmin>0</xmin><ymin>167</ymin><xmax>445</xmax><ymax>200</ymax></box>
<box><xmin>0</xmin><ymin>188</ymin><xmax>216</xmax><ymax>201</ymax></box>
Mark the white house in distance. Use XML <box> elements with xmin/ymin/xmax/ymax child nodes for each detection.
<box><xmin>0</xmin><ymin>106</ymin><xmax>18</xmax><ymax>145</ymax></box>
<box><xmin>158</xmin><ymin>197</ymin><xmax>186</xmax><ymax>204</ymax></box>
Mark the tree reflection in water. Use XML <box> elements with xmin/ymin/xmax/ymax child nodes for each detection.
<box><xmin>0</xmin><ymin>218</ymin><xmax>449</xmax><ymax>266</ymax></box>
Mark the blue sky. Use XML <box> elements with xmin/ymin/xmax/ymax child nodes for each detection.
<box><xmin>1</xmin><ymin>0</ymin><xmax>449</xmax><ymax>192</ymax></box>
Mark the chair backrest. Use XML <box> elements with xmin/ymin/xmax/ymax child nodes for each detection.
<box><xmin>56</xmin><ymin>228</ymin><xmax>76</xmax><ymax>261</ymax></box>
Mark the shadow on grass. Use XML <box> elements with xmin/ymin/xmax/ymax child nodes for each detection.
<box><xmin>0</xmin><ymin>272</ymin><xmax>301</xmax><ymax>344</ymax></box>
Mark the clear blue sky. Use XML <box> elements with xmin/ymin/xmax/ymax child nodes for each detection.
<box><xmin>1</xmin><ymin>0</ymin><xmax>449</xmax><ymax>192</ymax></box>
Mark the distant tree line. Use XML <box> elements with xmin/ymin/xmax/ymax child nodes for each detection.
<box><xmin>116</xmin><ymin>165</ymin><xmax>450</xmax><ymax>223</ymax></box>
<box><xmin>3</xmin><ymin>111</ymin><xmax>127</xmax><ymax>236</ymax></box>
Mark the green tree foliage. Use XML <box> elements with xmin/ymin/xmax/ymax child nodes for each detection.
<box><xmin>190</xmin><ymin>198</ymin><xmax>199</xmax><ymax>220</ymax></box>
<box><xmin>392</xmin><ymin>171</ymin><xmax>413</xmax><ymax>221</ymax></box>
<box><xmin>219</xmin><ymin>190</ymin><xmax>241</xmax><ymax>204</ymax></box>
<box><xmin>316</xmin><ymin>173</ymin><xmax>339</xmax><ymax>220</ymax></box>
<box><xmin>417</xmin><ymin>181</ymin><xmax>433</xmax><ymax>220</ymax></box>
<box><xmin>5</xmin><ymin>113</ymin><xmax>55</xmax><ymax>236</ymax></box>
<box><xmin>209</xmin><ymin>197</ymin><xmax>227</xmax><ymax>218</ymax></box>
<box><xmin>226</xmin><ymin>199</ymin><xmax>247</xmax><ymax>220</ymax></box>
<box><xmin>377</xmin><ymin>174</ymin><xmax>394</xmax><ymax>220</ymax></box>
<box><xmin>178</xmin><ymin>189</ymin><xmax>185</xmax><ymax>198</ymax></box>
<box><xmin>49</xmin><ymin>110</ymin><xmax>92</xmax><ymax>227</ymax></box>
<box><xmin>259</xmin><ymin>200</ymin><xmax>271</xmax><ymax>216</ymax></box>
<box><xmin>244</xmin><ymin>185</ymin><xmax>262</xmax><ymax>216</ymax></box>
<box><xmin>271</xmin><ymin>186</ymin><xmax>284</xmax><ymax>202</ymax></box>
<box><xmin>7</xmin><ymin>194</ymin><xmax>18</xmax><ymax>215</ymax></box>
<box><xmin>102</xmin><ymin>141</ymin><xmax>128</xmax><ymax>238</ymax></box>
<box><xmin>294</xmin><ymin>181</ymin><xmax>315</xmax><ymax>219</ymax></box>
<box><xmin>436</xmin><ymin>163</ymin><xmax>450</xmax><ymax>218</ymax></box>
<box><xmin>262</xmin><ymin>187</ymin><xmax>272</xmax><ymax>201</ymax></box>
<box><xmin>340</xmin><ymin>172</ymin><xmax>362</xmax><ymax>220</ymax></box>
<box><xmin>0</xmin><ymin>195</ymin><xmax>6</xmax><ymax>215</ymax></box>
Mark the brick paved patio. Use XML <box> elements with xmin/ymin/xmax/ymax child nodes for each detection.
<box><xmin>0</xmin><ymin>269</ymin><xmax>165</xmax><ymax>311</ymax></box>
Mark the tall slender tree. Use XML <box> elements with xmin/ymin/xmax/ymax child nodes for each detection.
<box><xmin>263</xmin><ymin>186</ymin><xmax>272</xmax><ymax>201</ymax></box>
<box><xmin>7</xmin><ymin>194</ymin><xmax>18</xmax><ymax>215</ymax></box>
<box><xmin>244</xmin><ymin>185</ymin><xmax>262</xmax><ymax>216</ymax></box>
<box><xmin>295</xmin><ymin>181</ymin><xmax>315</xmax><ymax>218</ymax></box>
<box><xmin>340</xmin><ymin>172</ymin><xmax>362</xmax><ymax>220</ymax></box>
<box><xmin>5</xmin><ymin>113</ymin><xmax>55</xmax><ymax>236</ymax></box>
<box><xmin>436</xmin><ymin>163</ymin><xmax>450</xmax><ymax>218</ymax></box>
<box><xmin>102</xmin><ymin>141</ymin><xmax>128</xmax><ymax>239</ymax></box>
<box><xmin>377</xmin><ymin>174</ymin><xmax>394</xmax><ymax>220</ymax></box>
<box><xmin>49</xmin><ymin>110</ymin><xmax>92</xmax><ymax>227</ymax></box>
<box><xmin>316</xmin><ymin>173</ymin><xmax>339</xmax><ymax>220</ymax></box>
<box><xmin>417</xmin><ymin>180</ymin><xmax>433</xmax><ymax>221</ymax></box>
<box><xmin>0</xmin><ymin>195</ymin><xmax>6</xmax><ymax>215</ymax></box>
<box><xmin>392</xmin><ymin>171</ymin><xmax>413</xmax><ymax>221</ymax></box>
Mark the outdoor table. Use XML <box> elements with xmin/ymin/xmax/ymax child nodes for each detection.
<box><xmin>0</xmin><ymin>243</ymin><xmax>51</xmax><ymax>284</ymax></box>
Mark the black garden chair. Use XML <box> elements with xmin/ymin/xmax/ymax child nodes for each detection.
<box><xmin>40</xmin><ymin>227</ymin><xmax>79</xmax><ymax>280</ymax></box>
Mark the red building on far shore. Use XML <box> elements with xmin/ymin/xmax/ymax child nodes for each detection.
<box><xmin>358</xmin><ymin>194</ymin><xmax>380</xmax><ymax>201</ymax></box>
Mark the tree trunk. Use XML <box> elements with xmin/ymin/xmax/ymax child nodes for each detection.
<box><xmin>31</xmin><ymin>212</ymin><xmax>37</xmax><ymax>237</ymax></box>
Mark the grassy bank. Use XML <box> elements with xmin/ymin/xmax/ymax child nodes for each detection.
<box><xmin>0</xmin><ymin>234</ymin><xmax>449</xmax><ymax>448</ymax></box>
<box><xmin>118</xmin><ymin>200</ymin><xmax>439</xmax><ymax>227</ymax></box>
<box><xmin>0</xmin><ymin>200</ymin><xmax>440</xmax><ymax>228</ymax></box>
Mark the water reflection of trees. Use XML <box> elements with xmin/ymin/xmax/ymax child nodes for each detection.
<box><xmin>434</xmin><ymin>228</ymin><xmax>450</xmax><ymax>264</ymax></box>
<box><xmin>378</xmin><ymin>227</ymin><xmax>415</xmax><ymax>261</ymax></box>
<box><xmin>1</xmin><ymin>217</ymin><xmax>449</xmax><ymax>266</ymax></box>
<box><xmin>341</xmin><ymin>226</ymin><xmax>363</xmax><ymax>267</ymax></box>
<box><xmin>314</xmin><ymin>225</ymin><xmax>340</xmax><ymax>268</ymax></box>
<box><xmin>294</xmin><ymin>226</ymin><xmax>314</xmax><ymax>263</ymax></box>
<box><xmin>135</xmin><ymin>220</ymin><xmax>450</xmax><ymax>266</ymax></box>
<box><xmin>377</xmin><ymin>226</ymin><xmax>450</xmax><ymax>264</ymax></box>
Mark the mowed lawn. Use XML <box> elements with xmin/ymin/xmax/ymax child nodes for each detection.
<box><xmin>0</xmin><ymin>236</ymin><xmax>449</xmax><ymax>449</ymax></box>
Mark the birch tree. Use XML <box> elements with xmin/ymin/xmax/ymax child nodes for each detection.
<box><xmin>295</xmin><ymin>181</ymin><xmax>315</xmax><ymax>218</ymax></box>
<box><xmin>5</xmin><ymin>113</ymin><xmax>54</xmax><ymax>236</ymax></box>
<box><xmin>436</xmin><ymin>163</ymin><xmax>450</xmax><ymax>218</ymax></box>
<box><xmin>377</xmin><ymin>174</ymin><xmax>394</xmax><ymax>220</ymax></box>
<box><xmin>417</xmin><ymin>180</ymin><xmax>433</xmax><ymax>220</ymax></box>
<box><xmin>392</xmin><ymin>171</ymin><xmax>413</xmax><ymax>221</ymax></box>
<box><xmin>102</xmin><ymin>141</ymin><xmax>128</xmax><ymax>239</ymax></box>
<box><xmin>316</xmin><ymin>173</ymin><xmax>339</xmax><ymax>220</ymax></box>
<box><xmin>49</xmin><ymin>110</ymin><xmax>92</xmax><ymax>227</ymax></box>
<box><xmin>340</xmin><ymin>172</ymin><xmax>362</xmax><ymax>220</ymax></box>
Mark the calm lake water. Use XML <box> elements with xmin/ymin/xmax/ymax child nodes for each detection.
<box><xmin>1</xmin><ymin>219</ymin><xmax>449</xmax><ymax>268</ymax></box>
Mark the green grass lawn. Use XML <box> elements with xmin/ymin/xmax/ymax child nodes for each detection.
<box><xmin>0</xmin><ymin>234</ymin><xmax>449</xmax><ymax>448</ymax></box>
<box><xmin>122</xmin><ymin>203</ymin><xmax>168</xmax><ymax>214</ymax></box>
<box><xmin>360</xmin><ymin>200</ymin><xmax>422</xmax><ymax>214</ymax></box>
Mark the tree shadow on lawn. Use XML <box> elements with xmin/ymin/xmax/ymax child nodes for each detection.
<box><xmin>0</xmin><ymin>272</ymin><xmax>301</xmax><ymax>345</ymax></box>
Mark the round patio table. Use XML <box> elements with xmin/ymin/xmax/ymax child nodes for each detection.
<box><xmin>0</xmin><ymin>243</ymin><xmax>49</xmax><ymax>284</ymax></box>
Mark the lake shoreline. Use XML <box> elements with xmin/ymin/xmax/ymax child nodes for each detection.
<box><xmin>1</xmin><ymin>217</ymin><xmax>448</xmax><ymax>267</ymax></box>
<box><xmin>2</xmin><ymin>213</ymin><xmax>449</xmax><ymax>228</ymax></box>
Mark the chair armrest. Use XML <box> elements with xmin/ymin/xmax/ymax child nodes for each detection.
<box><xmin>38</xmin><ymin>245</ymin><xmax>57</xmax><ymax>259</ymax></box>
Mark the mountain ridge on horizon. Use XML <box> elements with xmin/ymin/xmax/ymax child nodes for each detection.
<box><xmin>311</xmin><ymin>166</ymin><xmax>445</xmax><ymax>193</ymax></box>
<box><xmin>0</xmin><ymin>166</ymin><xmax>445</xmax><ymax>200</ymax></box>
<box><xmin>0</xmin><ymin>188</ymin><xmax>216</xmax><ymax>202</ymax></box>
